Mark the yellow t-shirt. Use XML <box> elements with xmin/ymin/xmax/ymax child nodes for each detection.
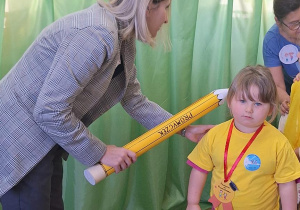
<box><xmin>284</xmin><ymin>81</ymin><xmax>300</xmax><ymax>149</ymax></box>
<box><xmin>188</xmin><ymin>119</ymin><xmax>300</xmax><ymax>210</ymax></box>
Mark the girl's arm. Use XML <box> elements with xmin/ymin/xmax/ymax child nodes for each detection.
<box><xmin>279</xmin><ymin>181</ymin><xmax>297</xmax><ymax>210</ymax></box>
<box><xmin>186</xmin><ymin>168</ymin><xmax>208</xmax><ymax>210</ymax></box>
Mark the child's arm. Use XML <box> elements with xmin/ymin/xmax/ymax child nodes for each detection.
<box><xmin>279</xmin><ymin>181</ymin><xmax>297</xmax><ymax>210</ymax></box>
<box><xmin>186</xmin><ymin>168</ymin><xmax>208</xmax><ymax>210</ymax></box>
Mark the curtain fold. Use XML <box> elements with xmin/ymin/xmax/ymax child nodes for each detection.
<box><xmin>0</xmin><ymin>0</ymin><xmax>274</xmax><ymax>209</ymax></box>
<box><xmin>0</xmin><ymin>0</ymin><xmax>6</xmax><ymax>78</ymax></box>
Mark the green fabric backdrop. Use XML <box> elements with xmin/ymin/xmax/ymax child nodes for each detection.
<box><xmin>0</xmin><ymin>0</ymin><xmax>275</xmax><ymax>209</ymax></box>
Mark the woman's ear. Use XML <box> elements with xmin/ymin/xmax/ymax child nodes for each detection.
<box><xmin>146</xmin><ymin>6</ymin><xmax>150</xmax><ymax>16</ymax></box>
<box><xmin>275</xmin><ymin>16</ymin><xmax>281</xmax><ymax>27</ymax></box>
<box><xmin>146</xmin><ymin>2</ymin><xmax>153</xmax><ymax>17</ymax></box>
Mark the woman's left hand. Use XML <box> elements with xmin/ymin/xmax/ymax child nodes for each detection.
<box><xmin>184</xmin><ymin>125</ymin><xmax>214</xmax><ymax>143</ymax></box>
<box><xmin>280</xmin><ymin>100</ymin><xmax>290</xmax><ymax>115</ymax></box>
<box><xmin>293</xmin><ymin>73</ymin><xmax>300</xmax><ymax>82</ymax></box>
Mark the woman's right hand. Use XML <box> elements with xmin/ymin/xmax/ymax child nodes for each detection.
<box><xmin>100</xmin><ymin>145</ymin><xmax>137</xmax><ymax>173</ymax></box>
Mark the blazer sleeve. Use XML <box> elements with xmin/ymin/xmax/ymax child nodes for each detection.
<box><xmin>121</xmin><ymin>65</ymin><xmax>172</xmax><ymax>130</ymax></box>
<box><xmin>33</xmin><ymin>26</ymin><xmax>115</xmax><ymax>166</ymax></box>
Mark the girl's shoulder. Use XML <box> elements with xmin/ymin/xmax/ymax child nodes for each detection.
<box><xmin>260</xmin><ymin>121</ymin><xmax>289</xmax><ymax>144</ymax></box>
<box><xmin>207</xmin><ymin>119</ymin><xmax>233</xmax><ymax>137</ymax></box>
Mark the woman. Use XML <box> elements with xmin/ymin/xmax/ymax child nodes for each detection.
<box><xmin>263</xmin><ymin>0</ymin><xmax>300</xmax><ymax>204</ymax></box>
<box><xmin>0</xmin><ymin>0</ymin><xmax>213</xmax><ymax>209</ymax></box>
<box><xmin>263</xmin><ymin>0</ymin><xmax>300</xmax><ymax>115</ymax></box>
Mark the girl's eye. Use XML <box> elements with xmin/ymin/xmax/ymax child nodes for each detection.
<box><xmin>254</xmin><ymin>102</ymin><xmax>262</xmax><ymax>106</ymax></box>
<box><xmin>239</xmin><ymin>99</ymin><xmax>245</xmax><ymax>103</ymax></box>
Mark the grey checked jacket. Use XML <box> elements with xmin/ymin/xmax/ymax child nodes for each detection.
<box><xmin>0</xmin><ymin>3</ymin><xmax>172</xmax><ymax>197</ymax></box>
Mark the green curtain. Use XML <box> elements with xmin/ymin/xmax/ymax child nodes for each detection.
<box><xmin>0</xmin><ymin>0</ymin><xmax>5</xmax><ymax>77</ymax></box>
<box><xmin>0</xmin><ymin>0</ymin><xmax>275</xmax><ymax>209</ymax></box>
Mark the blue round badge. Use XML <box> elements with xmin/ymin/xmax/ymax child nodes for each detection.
<box><xmin>244</xmin><ymin>154</ymin><xmax>261</xmax><ymax>171</ymax></box>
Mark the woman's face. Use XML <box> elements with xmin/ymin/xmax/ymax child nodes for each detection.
<box><xmin>277</xmin><ymin>7</ymin><xmax>300</xmax><ymax>44</ymax></box>
<box><xmin>146</xmin><ymin>0</ymin><xmax>171</xmax><ymax>38</ymax></box>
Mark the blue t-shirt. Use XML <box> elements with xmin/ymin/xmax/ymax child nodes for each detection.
<box><xmin>263</xmin><ymin>24</ymin><xmax>300</xmax><ymax>94</ymax></box>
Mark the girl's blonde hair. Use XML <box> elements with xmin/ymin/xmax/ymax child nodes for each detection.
<box><xmin>97</xmin><ymin>0</ymin><xmax>170</xmax><ymax>47</ymax></box>
<box><xmin>227</xmin><ymin>65</ymin><xmax>278</xmax><ymax>122</ymax></box>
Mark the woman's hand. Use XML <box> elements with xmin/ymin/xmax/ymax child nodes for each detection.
<box><xmin>280</xmin><ymin>100</ymin><xmax>290</xmax><ymax>115</ymax></box>
<box><xmin>100</xmin><ymin>145</ymin><xmax>137</xmax><ymax>173</ymax></box>
<box><xmin>184</xmin><ymin>125</ymin><xmax>214</xmax><ymax>143</ymax></box>
<box><xmin>293</xmin><ymin>73</ymin><xmax>300</xmax><ymax>83</ymax></box>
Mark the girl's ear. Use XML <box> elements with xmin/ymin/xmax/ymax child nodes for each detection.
<box><xmin>227</xmin><ymin>101</ymin><xmax>231</xmax><ymax>109</ymax></box>
<box><xmin>268</xmin><ymin>105</ymin><xmax>274</xmax><ymax>116</ymax></box>
<box><xmin>227</xmin><ymin>102</ymin><xmax>233</xmax><ymax>117</ymax></box>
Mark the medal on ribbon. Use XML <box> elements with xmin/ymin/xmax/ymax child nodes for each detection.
<box><xmin>208</xmin><ymin>179</ymin><xmax>235</xmax><ymax>210</ymax></box>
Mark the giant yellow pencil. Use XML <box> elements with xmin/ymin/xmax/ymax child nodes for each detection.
<box><xmin>84</xmin><ymin>89</ymin><xmax>228</xmax><ymax>185</ymax></box>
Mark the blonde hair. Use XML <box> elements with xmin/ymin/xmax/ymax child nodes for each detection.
<box><xmin>97</xmin><ymin>0</ymin><xmax>170</xmax><ymax>47</ymax></box>
<box><xmin>227</xmin><ymin>65</ymin><xmax>278</xmax><ymax>122</ymax></box>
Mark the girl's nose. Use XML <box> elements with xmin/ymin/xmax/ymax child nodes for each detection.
<box><xmin>245</xmin><ymin>104</ymin><xmax>253</xmax><ymax>113</ymax></box>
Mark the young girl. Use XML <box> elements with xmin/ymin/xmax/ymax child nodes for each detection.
<box><xmin>186</xmin><ymin>65</ymin><xmax>300</xmax><ymax>210</ymax></box>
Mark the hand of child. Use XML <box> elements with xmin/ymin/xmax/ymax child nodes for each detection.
<box><xmin>186</xmin><ymin>204</ymin><xmax>201</xmax><ymax>210</ymax></box>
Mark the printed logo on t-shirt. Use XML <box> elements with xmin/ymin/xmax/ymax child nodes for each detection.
<box><xmin>244</xmin><ymin>154</ymin><xmax>261</xmax><ymax>171</ymax></box>
<box><xmin>279</xmin><ymin>44</ymin><xmax>299</xmax><ymax>64</ymax></box>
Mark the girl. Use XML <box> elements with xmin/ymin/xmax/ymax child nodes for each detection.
<box><xmin>186</xmin><ymin>65</ymin><xmax>300</xmax><ymax>210</ymax></box>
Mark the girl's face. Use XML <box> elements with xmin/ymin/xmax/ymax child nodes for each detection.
<box><xmin>277</xmin><ymin>7</ymin><xmax>300</xmax><ymax>44</ymax></box>
<box><xmin>228</xmin><ymin>86</ymin><xmax>272</xmax><ymax>133</ymax></box>
<box><xmin>146</xmin><ymin>0</ymin><xmax>171</xmax><ymax>38</ymax></box>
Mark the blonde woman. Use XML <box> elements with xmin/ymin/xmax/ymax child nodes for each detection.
<box><xmin>0</xmin><ymin>0</ymin><xmax>213</xmax><ymax>209</ymax></box>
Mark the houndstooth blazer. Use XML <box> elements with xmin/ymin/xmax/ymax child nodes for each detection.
<box><xmin>0</xmin><ymin>3</ymin><xmax>172</xmax><ymax>197</ymax></box>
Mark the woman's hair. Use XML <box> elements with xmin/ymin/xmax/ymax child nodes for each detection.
<box><xmin>97</xmin><ymin>0</ymin><xmax>169</xmax><ymax>46</ymax></box>
<box><xmin>227</xmin><ymin>65</ymin><xmax>278</xmax><ymax>122</ymax></box>
<box><xmin>273</xmin><ymin>0</ymin><xmax>300</xmax><ymax>21</ymax></box>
